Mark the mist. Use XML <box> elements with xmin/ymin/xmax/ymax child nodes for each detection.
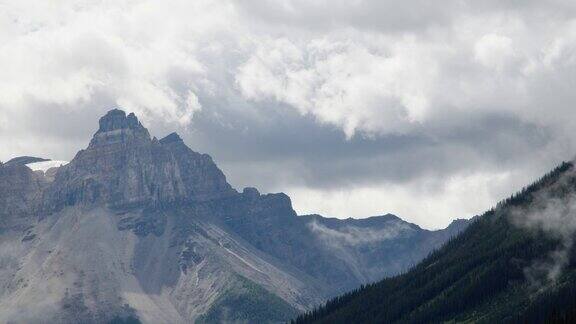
<box><xmin>510</xmin><ymin>167</ymin><xmax>576</xmax><ymax>289</ymax></box>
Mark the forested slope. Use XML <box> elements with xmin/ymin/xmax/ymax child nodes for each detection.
<box><xmin>294</xmin><ymin>162</ymin><xmax>576</xmax><ymax>324</ymax></box>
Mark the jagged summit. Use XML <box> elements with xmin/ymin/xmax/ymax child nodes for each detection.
<box><xmin>89</xmin><ymin>109</ymin><xmax>150</xmax><ymax>147</ymax></box>
<box><xmin>47</xmin><ymin>109</ymin><xmax>235</xmax><ymax>210</ymax></box>
<box><xmin>97</xmin><ymin>109</ymin><xmax>143</xmax><ymax>132</ymax></box>
<box><xmin>160</xmin><ymin>132</ymin><xmax>184</xmax><ymax>144</ymax></box>
<box><xmin>242</xmin><ymin>187</ymin><xmax>260</xmax><ymax>196</ymax></box>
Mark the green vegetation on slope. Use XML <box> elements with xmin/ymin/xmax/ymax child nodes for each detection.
<box><xmin>293</xmin><ymin>162</ymin><xmax>576</xmax><ymax>324</ymax></box>
<box><xmin>197</xmin><ymin>275</ymin><xmax>299</xmax><ymax>324</ymax></box>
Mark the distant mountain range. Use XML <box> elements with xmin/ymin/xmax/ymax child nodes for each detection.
<box><xmin>0</xmin><ymin>109</ymin><xmax>468</xmax><ymax>323</ymax></box>
<box><xmin>294</xmin><ymin>162</ymin><xmax>576</xmax><ymax>323</ymax></box>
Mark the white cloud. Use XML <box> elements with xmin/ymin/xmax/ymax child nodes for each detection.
<box><xmin>474</xmin><ymin>34</ymin><xmax>516</xmax><ymax>71</ymax></box>
<box><xmin>0</xmin><ymin>0</ymin><xmax>238</xmax><ymax>128</ymax></box>
<box><xmin>235</xmin><ymin>12</ymin><xmax>561</xmax><ymax>140</ymax></box>
<box><xmin>3</xmin><ymin>0</ymin><xmax>576</xmax><ymax>140</ymax></box>
<box><xmin>237</xmin><ymin>36</ymin><xmax>439</xmax><ymax>138</ymax></box>
<box><xmin>3</xmin><ymin>0</ymin><xmax>576</xmax><ymax>227</ymax></box>
<box><xmin>287</xmin><ymin>170</ymin><xmax>522</xmax><ymax>229</ymax></box>
<box><xmin>308</xmin><ymin>220</ymin><xmax>414</xmax><ymax>246</ymax></box>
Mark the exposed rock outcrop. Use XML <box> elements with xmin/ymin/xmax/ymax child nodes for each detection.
<box><xmin>0</xmin><ymin>163</ymin><xmax>46</xmax><ymax>229</ymax></box>
<box><xmin>45</xmin><ymin>109</ymin><xmax>235</xmax><ymax>211</ymax></box>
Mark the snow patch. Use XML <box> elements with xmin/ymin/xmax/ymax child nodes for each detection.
<box><xmin>26</xmin><ymin>160</ymin><xmax>68</xmax><ymax>172</ymax></box>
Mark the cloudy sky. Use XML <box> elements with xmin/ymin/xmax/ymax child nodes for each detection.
<box><xmin>2</xmin><ymin>0</ymin><xmax>576</xmax><ymax>228</ymax></box>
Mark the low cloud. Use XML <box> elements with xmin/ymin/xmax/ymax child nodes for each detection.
<box><xmin>308</xmin><ymin>220</ymin><xmax>414</xmax><ymax>246</ymax></box>
<box><xmin>510</xmin><ymin>168</ymin><xmax>576</xmax><ymax>289</ymax></box>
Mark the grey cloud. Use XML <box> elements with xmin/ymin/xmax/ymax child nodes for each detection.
<box><xmin>238</xmin><ymin>0</ymin><xmax>576</xmax><ymax>34</ymax></box>
<box><xmin>236</xmin><ymin>0</ymin><xmax>461</xmax><ymax>33</ymax></box>
<box><xmin>184</xmin><ymin>103</ymin><xmax>556</xmax><ymax>190</ymax></box>
<box><xmin>2</xmin><ymin>0</ymin><xmax>576</xmax><ymax>227</ymax></box>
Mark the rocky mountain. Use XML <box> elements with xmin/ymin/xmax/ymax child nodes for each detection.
<box><xmin>294</xmin><ymin>162</ymin><xmax>576</xmax><ymax>323</ymax></box>
<box><xmin>0</xmin><ymin>109</ymin><xmax>469</xmax><ymax>323</ymax></box>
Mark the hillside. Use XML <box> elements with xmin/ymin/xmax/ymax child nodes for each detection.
<box><xmin>294</xmin><ymin>162</ymin><xmax>576</xmax><ymax>323</ymax></box>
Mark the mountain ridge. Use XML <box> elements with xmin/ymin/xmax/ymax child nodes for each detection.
<box><xmin>0</xmin><ymin>108</ymin><xmax>470</xmax><ymax>323</ymax></box>
<box><xmin>293</xmin><ymin>161</ymin><xmax>576</xmax><ymax>323</ymax></box>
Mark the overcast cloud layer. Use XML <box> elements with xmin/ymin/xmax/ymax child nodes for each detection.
<box><xmin>2</xmin><ymin>0</ymin><xmax>576</xmax><ymax>228</ymax></box>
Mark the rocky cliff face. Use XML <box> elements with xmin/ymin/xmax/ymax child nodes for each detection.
<box><xmin>0</xmin><ymin>163</ymin><xmax>46</xmax><ymax>229</ymax></box>
<box><xmin>0</xmin><ymin>109</ymin><xmax>469</xmax><ymax>324</ymax></box>
<box><xmin>45</xmin><ymin>109</ymin><xmax>235</xmax><ymax>211</ymax></box>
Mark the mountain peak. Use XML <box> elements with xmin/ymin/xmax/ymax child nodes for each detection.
<box><xmin>90</xmin><ymin>109</ymin><xmax>150</xmax><ymax>146</ymax></box>
<box><xmin>97</xmin><ymin>109</ymin><xmax>143</xmax><ymax>133</ymax></box>
<box><xmin>160</xmin><ymin>132</ymin><xmax>183</xmax><ymax>144</ymax></box>
<box><xmin>46</xmin><ymin>107</ymin><xmax>235</xmax><ymax>210</ymax></box>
